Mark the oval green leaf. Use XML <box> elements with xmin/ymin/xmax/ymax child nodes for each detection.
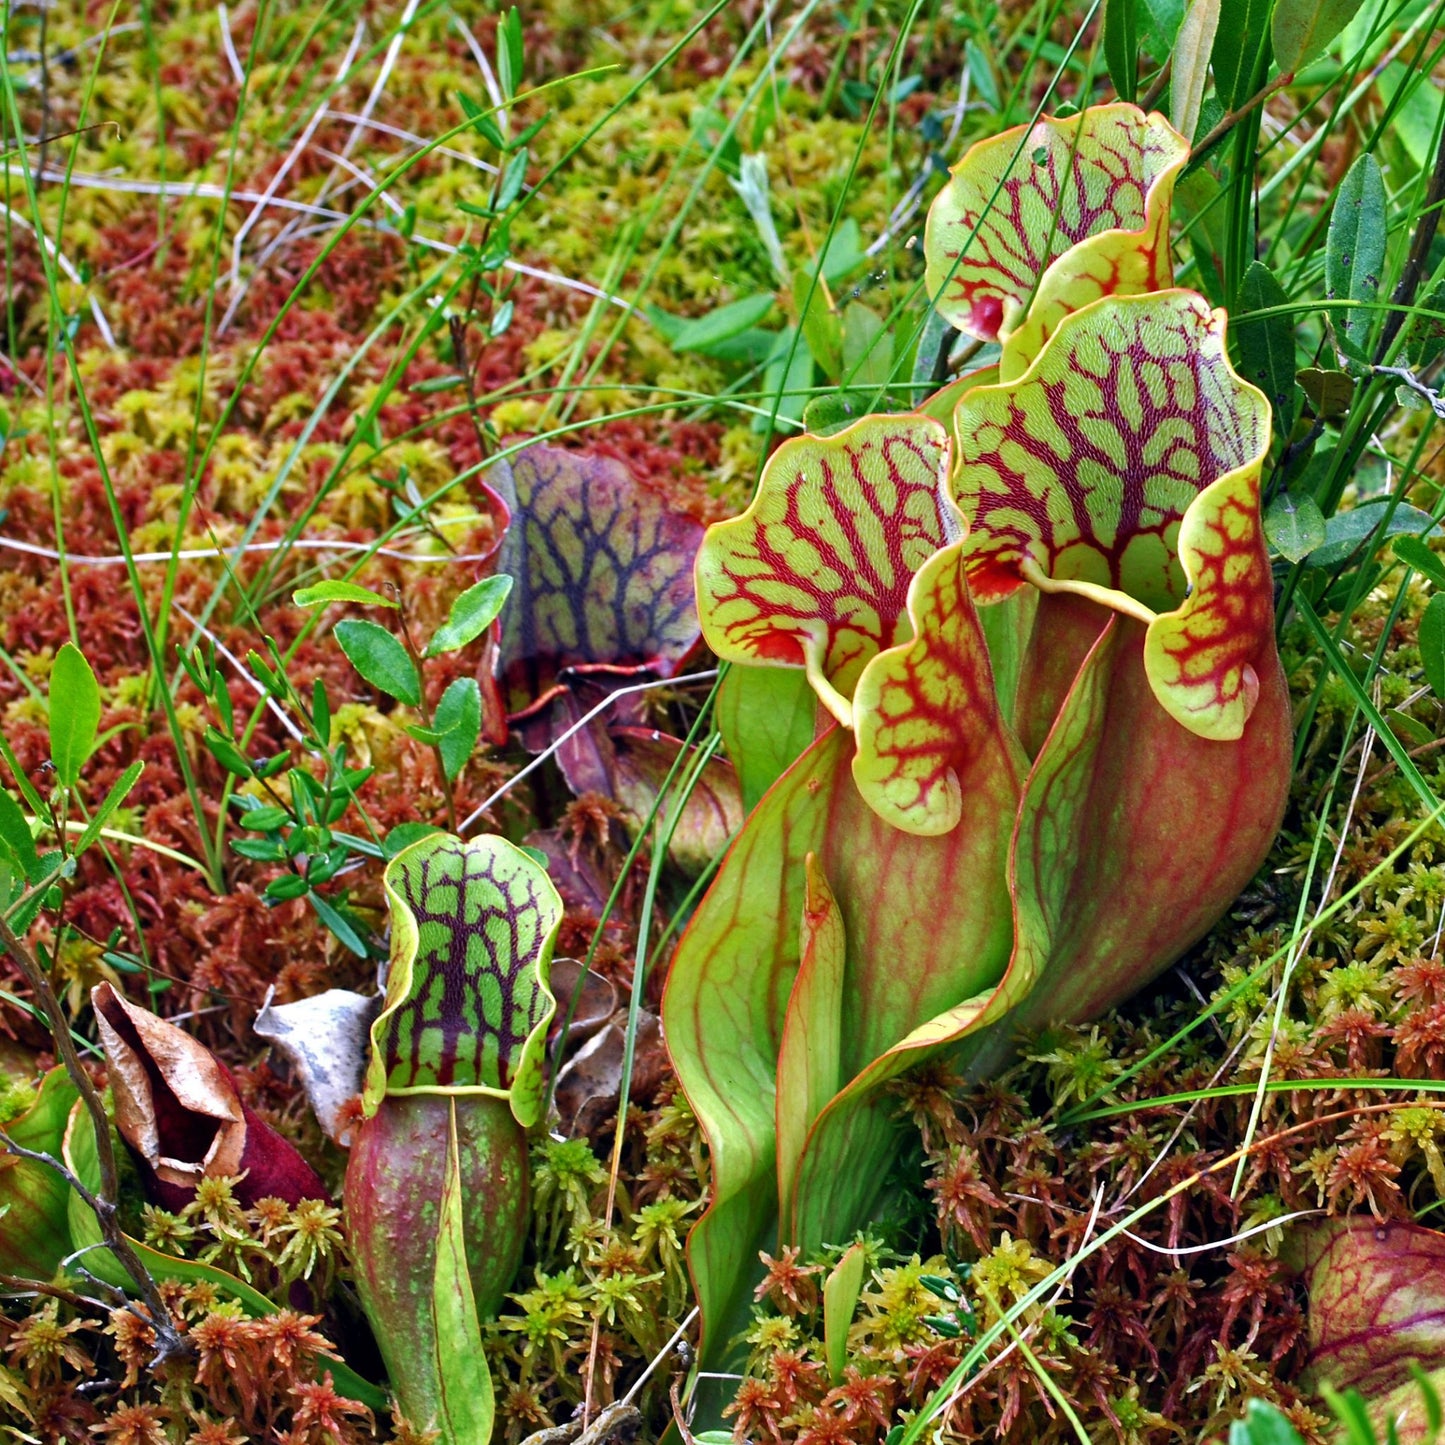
<box><xmin>1263</xmin><ymin>491</ymin><xmax>1326</xmax><ymax>563</ymax></box>
<box><xmin>1326</xmin><ymin>154</ymin><xmax>1386</xmax><ymax>357</ymax></box>
<box><xmin>334</xmin><ymin>619</ymin><xmax>421</xmax><ymax>706</ymax></box>
<box><xmin>1304</xmin><ymin>501</ymin><xmax>1443</xmax><ymax>569</ymax></box>
<box><xmin>654</xmin><ymin>294</ymin><xmax>776</xmax><ymax>355</ymax></box>
<box><xmin>425</xmin><ymin>575</ymin><xmax>514</xmax><ymax>658</ymax></box>
<box><xmin>1228</xmin><ymin>1399</ymin><xmax>1305</xmax><ymax>1444</ymax></box>
<box><xmin>1211</xmin><ymin>0</ymin><xmax>1272</xmax><ymax>109</ymax></box>
<box><xmin>1421</xmin><ymin>593</ymin><xmax>1445</xmax><ymax>699</ymax></box>
<box><xmin>0</xmin><ymin>789</ymin><xmax>38</xmax><ymax>877</ymax></box>
<box><xmin>1272</xmin><ymin>0</ymin><xmax>1364</xmax><ymax>74</ymax></box>
<box><xmin>434</xmin><ymin>677</ymin><xmax>482</xmax><ymax>781</ymax></box>
<box><xmin>1104</xmin><ymin>0</ymin><xmax>1139</xmax><ymax>102</ymax></box>
<box><xmin>1170</xmin><ymin>0</ymin><xmax>1221</xmax><ymax>140</ymax></box>
<box><xmin>293</xmin><ymin>581</ymin><xmax>398</xmax><ymax>609</ymax></box>
<box><xmin>49</xmin><ymin>642</ymin><xmax>101</xmax><ymax>788</ymax></box>
<box><xmin>1394</xmin><ymin>535</ymin><xmax>1445</xmax><ymax>590</ymax></box>
<box><xmin>1234</xmin><ymin>261</ymin><xmax>1298</xmax><ymax>437</ymax></box>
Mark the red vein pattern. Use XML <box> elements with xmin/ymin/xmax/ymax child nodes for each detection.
<box><xmin>695</xmin><ymin>415</ymin><xmax>953</xmax><ymax>702</ymax></box>
<box><xmin>852</xmin><ymin>542</ymin><xmax>1004</xmax><ymax>834</ymax></box>
<box><xmin>924</xmin><ymin>104</ymin><xmax>1187</xmax><ymax>348</ymax></box>
<box><xmin>950</xmin><ymin>290</ymin><xmax>1269</xmax><ymax>613</ymax></box>
<box><xmin>1299</xmin><ymin>1219</ymin><xmax>1445</xmax><ymax>1419</ymax></box>
<box><xmin>366</xmin><ymin>834</ymin><xmax>562</xmax><ymax>1128</ymax></box>
<box><xmin>1143</xmin><ymin>463</ymin><xmax>1273</xmax><ymax>740</ymax></box>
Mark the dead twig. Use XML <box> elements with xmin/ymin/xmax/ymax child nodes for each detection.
<box><xmin>518</xmin><ymin>1401</ymin><xmax>643</xmax><ymax>1445</ymax></box>
<box><xmin>670</xmin><ymin>1374</ymin><xmax>701</xmax><ymax>1445</ymax></box>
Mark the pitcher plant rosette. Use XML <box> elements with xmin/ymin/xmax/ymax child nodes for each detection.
<box><xmin>661</xmin><ymin>103</ymin><xmax>1293</xmax><ymax>1360</ymax></box>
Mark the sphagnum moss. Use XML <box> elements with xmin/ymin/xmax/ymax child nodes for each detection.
<box><xmin>3</xmin><ymin>0</ymin><xmax>1445</xmax><ymax>1439</ymax></box>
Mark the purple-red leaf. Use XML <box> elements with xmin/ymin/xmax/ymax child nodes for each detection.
<box><xmin>494</xmin><ymin>444</ymin><xmax>705</xmax><ymax>714</ymax></box>
<box><xmin>1294</xmin><ymin>1218</ymin><xmax>1445</xmax><ymax>1444</ymax></box>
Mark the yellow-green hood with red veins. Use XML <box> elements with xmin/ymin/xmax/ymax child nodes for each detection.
<box><xmin>696</xmin><ymin>287</ymin><xmax>1275</xmax><ymax>835</ymax></box>
<box><xmin>924</xmin><ymin>103</ymin><xmax>1189</xmax><ymax>380</ymax></box>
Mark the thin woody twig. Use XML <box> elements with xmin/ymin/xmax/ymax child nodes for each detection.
<box><xmin>1191</xmin><ymin>71</ymin><xmax>1294</xmax><ymax>160</ymax></box>
<box><xmin>670</xmin><ymin>1375</ymin><xmax>701</xmax><ymax>1445</ymax></box>
<box><xmin>517</xmin><ymin>1401</ymin><xmax>643</xmax><ymax>1445</ymax></box>
<box><xmin>1374</xmin><ymin>363</ymin><xmax>1445</xmax><ymax>420</ymax></box>
<box><xmin>0</xmin><ymin>1273</ymin><xmax>112</xmax><ymax>1311</ymax></box>
<box><xmin>1376</xmin><ymin>119</ymin><xmax>1445</xmax><ymax>363</ymax></box>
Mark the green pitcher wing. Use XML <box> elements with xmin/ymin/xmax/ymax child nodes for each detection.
<box><xmin>694</xmin><ymin>414</ymin><xmax>953</xmax><ymax>725</ymax></box>
<box><xmin>774</xmin><ymin>855</ymin><xmax>846</xmax><ymax>1233</ymax></box>
<box><xmin>663</xmin><ymin>738</ymin><xmax>836</xmax><ymax>1367</ymax></box>
<box><xmin>0</xmin><ymin>1067</ymin><xmax>80</xmax><ymax>1280</ymax></box>
<box><xmin>788</xmin><ymin>612</ymin><xmax>1118</xmax><ymax>1251</ymax></box>
<box><xmin>924</xmin><ymin>103</ymin><xmax>1187</xmax><ymax>371</ymax></box>
<box><xmin>366</xmin><ymin>832</ymin><xmax>564</xmax><ymax>1126</ymax></box>
<box><xmin>664</xmin><ymin>701</ymin><xmax>1018</xmax><ymax>1365</ymax></box>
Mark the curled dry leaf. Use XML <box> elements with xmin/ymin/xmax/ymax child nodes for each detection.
<box><xmin>254</xmin><ymin>988</ymin><xmax>382</xmax><ymax>1146</ymax></box>
<box><xmin>555</xmin><ymin>1012</ymin><xmax>668</xmax><ymax>1138</ymax></box>
<box><xmin>611</xmin><ymin>728</ymin><xmax>744</xmax><ymax>877</ymax></box>
<box><xmin>548</xmin><ymin>958</ymin><xmax>619</xmax><ymax>1045</ymax></box>
<box><xmin>92</xmin><ymin>983</ymin><xmax>329</xmax><ymax>1209</ymax></box>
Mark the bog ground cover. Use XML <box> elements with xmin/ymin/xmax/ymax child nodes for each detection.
<box><xmin>2</xmin><ymin>0</ymin><xmax>1445</xmax><ymax>1441</ymax></box>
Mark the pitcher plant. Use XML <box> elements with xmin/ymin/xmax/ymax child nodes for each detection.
<box><xmin>662</xmin><ymin>102</ymin><xmax>1293</xmax><ymax>1358</ymax></box>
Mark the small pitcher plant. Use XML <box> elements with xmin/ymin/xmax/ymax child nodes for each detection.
<box><xmin>662</xmin><ymin>103</ymin><xmax>1292</xmax><ymax>1354</ymax></box>
<box><xmin>345</xmin><ymin>832</ymin><xmax>563</xmax><ymax>1440</ymax></box>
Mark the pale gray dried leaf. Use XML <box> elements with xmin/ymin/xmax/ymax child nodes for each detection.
<box><xmin>254</xmin><ymin>989</ymin><xmax>380</xmax><ymax>1145</ymax></box>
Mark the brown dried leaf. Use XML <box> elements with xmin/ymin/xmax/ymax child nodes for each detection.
<box><xmin>92</xmin><ymin>984</ymin><xmax>329</xmax><ymax>1207</ymax></box>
